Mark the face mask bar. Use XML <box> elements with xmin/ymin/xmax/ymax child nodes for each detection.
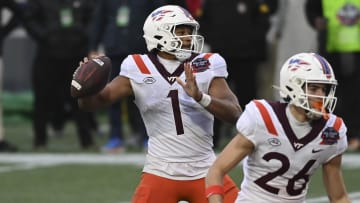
<box><xmin>299</xmin><ymin>81</ymin><xmax>337</xmax><ymax>118</ymax></box>
<box><xmin>163</xmin><ymin>23</ymin><xmax>204</xmax><ymax>61</ymax></box>
<box><xmin>168</xmin><ymin>35</ymin><xmax>204</xmax><ymax>53</ymax></box>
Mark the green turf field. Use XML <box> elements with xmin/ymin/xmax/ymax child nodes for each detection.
<box><xmin>0</xmin><ymin>154</ymin><xmax>359</xmax><ymax>203</ymax></box>
<box><xmin>1</xmin><ymin>92</ymin><xmax>360</xmax><ymax>203</ymax></box>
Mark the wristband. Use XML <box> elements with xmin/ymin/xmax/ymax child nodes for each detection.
<box><xmin>205</xmin><ymin>185</ymin><xmax>224</xmax><ymax>198</ymax></box>
<box><xmin>198</xmin><ymin>93</ymin><xmax>211</xmax><ymax>107</ymax></box>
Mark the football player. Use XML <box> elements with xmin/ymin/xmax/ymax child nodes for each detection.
<box><xmin>76</xmin><ymin>5</ymin><xmax>241</xmax><ymax>202</ymax></box>
<box><xmin>206</xmin><ymin>52</ymin><xmax>350</xmax><ymax>203</ymax></box>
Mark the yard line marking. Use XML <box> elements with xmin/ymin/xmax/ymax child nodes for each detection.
<box><xmin>0</xmin><ymin>153</ymin><xmax>146</xmax><ymax>173</ymax></box>
<box><xmin>0</xmin><ymin>153</ymin><xmax>146</xmax><ymax>165</ymax></box>
<box><xmin>0</xmin><ymin>153</ymin><xmax>359</xmax><ymax>167</ymax></box>
<box><xmin>341</xmin><ymin>154</ymin><xmax>360</xmax><ymax>169</ymax></box>
<box><xmin>0</xmin><ymin>162</ymin><xmax>62</xmax><ymax>173</ymax></box>
<box><xmin>0</xmin><ymin>153</ymin><xmax>359</xmax><ymax>174</ymax></box>
<box><xmin>0</xmin><ymin>153</ymin><xmax>359</xmax><ymax>202</ymax></box>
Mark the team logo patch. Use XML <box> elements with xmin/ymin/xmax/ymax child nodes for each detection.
<box><xmin>191</xmin><ymin>57</ymin><xmax>210</xmax><ymax>73</ymax></box>
<box><xmin>268</xmin><ymin>138</ymin><xmax>281</xmax><ymax>146</ymax></box>
<box><xmin>337</xmin><ymin>3</ymin><xmax>360</xmax><ymax>26</ymax></box>
<box><xmin>320</xmin><ymin>127</ymin><xmax>339</xmax><ymax>145</ymax></box>
<box><xmin>143</xmin><ymin>77</ymin><xmax>156</xmax><ymax>84</ymax></box>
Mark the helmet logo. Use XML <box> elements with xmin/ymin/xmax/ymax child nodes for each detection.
<box><xmin>150</xmin><ymin>8</ymin><xmax>195</xmax><ymax>22</ymax></box>
<box><xmin>288</xmin><ymin>58</ymin><xmax>311</xmax><ymax>71</ymax></box>
<box><xmin>337</xmin><ymin>3</ymin><xmax>360</xmax><ymax>26</ymax></box>
<box><xmin>151</xmin><ymin>10</ymin><xmax>174</xmax><ymax>21</ymax></box>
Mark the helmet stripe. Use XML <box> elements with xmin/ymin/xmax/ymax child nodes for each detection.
<box><xmin>313</xmin><ymin>53</ymin><xmax>331</xmax><ymax>76</ymax></box>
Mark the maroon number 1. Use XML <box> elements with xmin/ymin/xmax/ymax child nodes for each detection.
<box><xmin>167</xmin><ymin>90</ymin><xmax>184</xmax><ymax>135</ymax></box>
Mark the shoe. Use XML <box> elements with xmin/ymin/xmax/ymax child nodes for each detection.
<box><xmin>101</xmin><ymin>137</ymin><xmax>125</xmax><ymax>154</ymax></box>
<box><xmin>0</xmin><ymin>140</ymin><xmax>18</xmax><ymax>152</ymax></box>
<box><xmin>348</xmin><ymin>138</ymin><xmax>360</xmax><ymax>151</ymax></box>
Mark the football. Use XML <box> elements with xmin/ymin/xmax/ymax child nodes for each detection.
<box><xmin>71</xmin><ymin>55</ymin><xmax>111</xmax><ymax>98</ymax></box>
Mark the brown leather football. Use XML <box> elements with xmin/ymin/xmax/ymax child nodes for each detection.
<box><xmin>71</xmin><ymin>56</ymin><xmax>111</xmax><ymax>98</ymax></box>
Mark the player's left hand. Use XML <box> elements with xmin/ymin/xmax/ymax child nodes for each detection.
<box><xmin>176</xmin><ymin>62</ymin><xmax>203</xmax><ymax>101</ymax></box>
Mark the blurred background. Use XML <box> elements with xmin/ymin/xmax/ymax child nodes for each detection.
<box><xmin>1</xmin><ymin>0</ymin><xmax>321</xmax><ymax>152</ymax></box>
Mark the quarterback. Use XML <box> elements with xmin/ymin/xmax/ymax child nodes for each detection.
<box><xmin>206</xmin><ymin>52</ymin><xmax>350</xmax><ymax>203</ymax></box>
<box><xmin>75</xmin><ymin>5</ymin><xmax>241</xmax><ymax>203</ymax></box>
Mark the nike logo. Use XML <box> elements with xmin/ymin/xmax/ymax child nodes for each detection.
<box><xmin>312</xmin><ymin>149</ymin><xmax>324</xmax><ymax>153</ymax></box>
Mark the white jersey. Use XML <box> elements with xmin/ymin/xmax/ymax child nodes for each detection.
<box><xmin>235</xmin><ymin>99</ymin><xmax>348</xmax><ymax>203</ymax></box>
<box><xmin>120</xmin><ymin>52</ymin><xmax>228</xmax><ymax>180</ymax></box>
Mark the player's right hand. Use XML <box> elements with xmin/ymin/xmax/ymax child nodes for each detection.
<box><xmin>176</xmin><ymin>62</ymin><xmax>203</xmax><ymax>102</ymax></box>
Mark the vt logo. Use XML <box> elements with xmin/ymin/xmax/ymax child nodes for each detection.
<box><xmin>293</xmin><ymin>142</ymin><xmax>304</xmax><ymax>150</ymax></box>
<box><xmin>167</xmin><ymin>76</ymin><xmax>177</xmax><ymax>83</ymax></box>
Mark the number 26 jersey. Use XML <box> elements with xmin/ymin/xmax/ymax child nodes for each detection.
<box><xmin>236</xmin><ymin>99</ymin><xmax>348</xmax><ymax>203</ymax></box>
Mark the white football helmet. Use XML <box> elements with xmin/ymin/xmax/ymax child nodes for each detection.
<box><xmin>143</xmin><ymin>5</ymin><xmax>204</xmax><ymax>61</ymax></box>
<box><xmin>275</xmin><ymin>53</ymin><xmax>338</xmax><ymax>119</ymax></box>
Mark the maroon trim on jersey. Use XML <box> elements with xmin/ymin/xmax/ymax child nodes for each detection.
<box><xmin>268</xmin><ymin>101</ymin><xmax>327</xmax><ymax>152</ymax></box>
<box><xmin>132</xmin><ymin>54</ymin><xmax>151</xmax><ymax>74</ymax></box>
<box><xmin>253</xmin><ymin>100</ymin><xmax>278</xmax><ymax>136</ymax></box>
<box><xmin>147</xmin><ymin>52</ymin><xmax>198</xmax><ymax>85</ymax></box>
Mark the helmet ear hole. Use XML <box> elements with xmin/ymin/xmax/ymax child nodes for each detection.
<box><xmin>283</xmin><ymin>96</ymin><xmax>291</xmax><ymax>103</ymax></box>
<box><xmin>285</xmin><ymin>85</ymin><xmax>293</xmax><ymax>93</ymax></box>
<box><xmin>156</xmin><ymin>44</ymin><xmax>163</xmax><ymax>50</ymax></box>
<box><xmin>154</xmin><ymin>35</ymin><xmax>162</xmax><ymax>40</ymax></box>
